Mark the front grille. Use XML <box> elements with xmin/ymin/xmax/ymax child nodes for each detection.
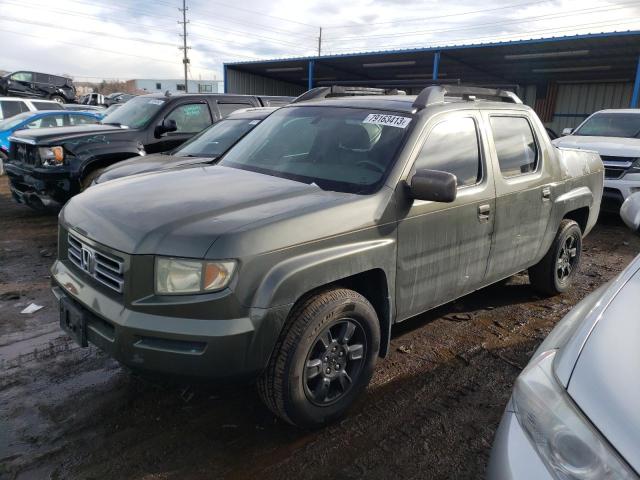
<box><xmin>604</xmin><ymin>167</ymin><xmax>626</xmax><ymax>179</ymax></box>
<box><xmin>601</xmin><ymin>155</ymin><xmax>636</xmax><ymax>180</ymax></box>
<box><xmin>10</xmin><ymin>142</ymin><xmax>39</xmax><ymax>165</ymax></box>
<box><xmin>68</xmin><ymin>234</ymin><xmax>124</xmax><ymax>293</ymax></box>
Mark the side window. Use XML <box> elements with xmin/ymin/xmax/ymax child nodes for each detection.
<box><xmin>11</xmin><ymin>72</ymin><xmax>33</xmax><ymax>82</ymax></box>
<box><xmin>34</xmin><ymin>73</ymin><xmax>50</xmax><ymax>84</ymax></box>
<box><xmin>28</xmin><ymin>115</ymin><xmax>64</xmax><ymax>129</ymax></box>
<box><xmin>217</xmin><ymin>103</ymin><xmax>252</xmax><ymax>117</ymax></box>
<box><xmin>414</xmin><ymin>117</ymin><xmax>482</xmax><ymax>187</ymax></box>
<box><xmin>165</xmin><ymin>103</ymin><xmax>212</xmax><ymax>133</ymax></box>
<box><xmin>32</xmin><ymin>101</ymin><xmax>62</xmax><ymax>111</ymax></box>
<box><xmin>0</xmin><ymin>101</ymin><xmax>26</xmax><ymax>118</ymax></box>
<box><xmin>490</xmin><ymin>116</ymin><xmax>538</xmax><ymax>177</ymax></box>
<box><xmin>69</xmin><ymin>115</ymin><xmax>98</xmax><ymax>126</ymax></box>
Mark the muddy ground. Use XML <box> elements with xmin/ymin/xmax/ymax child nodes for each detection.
<box><xmin>1</xmin><ymin>175</ymin><xmax>639</xmax><ymax>480</ymax></box>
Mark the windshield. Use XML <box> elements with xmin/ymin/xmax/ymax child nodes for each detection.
<box><xmin>220</xmin><ymin>106</ymin><xmax>412</xmax><ymax>194</ymax></box>
<box><xmin>574</xmin><ymin>113</ymin><xmax>640</xmax><ymax>138</ymax></box>
<box><xmin>0</xmin><ymin>112</ymin><xmax>32</xmax><ymax>130</ymax></box>
<box><xmin>100</xmin><ymin>96</ymin><xmax>165</xmax><ymax>128</ymax></box>
<box><xmin>176</xmin><ymin>118</ymin><xmax>261</xmax><ymax>158</ymax></box>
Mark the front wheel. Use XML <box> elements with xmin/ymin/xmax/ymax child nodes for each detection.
<box><xmin>258</xmin><ymin>288</ymin><xmax>380</xmax><ymax>428</ymax></box>
<box><xmin>529</xmin><ymin>219</ymin><xmax>582</xmax><ymax>295</ymax></box>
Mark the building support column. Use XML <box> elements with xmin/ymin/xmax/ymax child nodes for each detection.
<box><xmin>308</xmin><ymin>60</ymin><xmax>315</xmax><ymax>91</ymax></box>
<box><xmin>223</xmin><ymin>66</ymin><xmax>228</xmax><ymax>93</ymax></box>
<box><xmin>631</xmin><ymin>55</ymin><xmax>640</xmax><ymax>108</ymax></box>
<box><xmin>432</xmin><ymin>51</ymin><xmax>441</xmax><ymax>81</ymax></box>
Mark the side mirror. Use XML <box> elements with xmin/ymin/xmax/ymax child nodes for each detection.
<box><xmin>408</xmin><ymin>169</ymin><xmax>457</xmax><ymax>203</ymax></box>
<box><xmin>155</xmin><ymin>119</ymin><xmax>177</xmax><ymax>138</ymax></box>
<box><xmin>562</xmin><ymin>127</ymin><xmax>574</xmax><ymax>136</ymax></box>
<box><xmin>620</xmin><ymin>193</ymin><xmax>640</xmax><ymax>233</ymax></box>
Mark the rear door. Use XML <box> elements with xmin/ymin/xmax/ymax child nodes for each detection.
<box><xmin>483</xmin><ymin>111</ymin><xmax>554</xmax><ymax>283</ymax></box>
<box><xmin>396</xmin><ymin>111</ymin><xmax>496</xmax><ymax>320</ymax></box>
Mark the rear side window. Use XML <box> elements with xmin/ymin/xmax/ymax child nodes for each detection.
<box><xmin>32</xmin><ymin>101</ymin><xmax>63</xmax><ymax>111</ymax></box>
<box><xmin>69</xmin><ymin>115</ymin><xmax>97</xmax><ymax>125</ymax></box>
<box><xmin>217</xmin><ymin>103</ymin><xmax>252</xmax><ymax>117</ymax></box>
<box><xmin>34</xmin><ymin>73</ymin><xmax>50</xmax><ymax>83</ymax></box>
<box><xmin>27</xmin><ymin>115</ymin><xmax>65</xmax><ymax>129</ymax></box>
<box><xmin>490</xmin><ymin>116</ymin><xmax>538</xmax><ymax>177</ymax></box>
<box><xmin>414</xmin><ymin>117</ymin><xmax>482</xmax><ymax>187</ymax></box>
<box><xmin>165</xmin><ymin>103</ymin><xmax>212</xmax><ymax>133</ymax></box>
<box><xmin>1</xmin><ymin>100</ymin><xmax>28</xmax><ymax>118</ymax></box>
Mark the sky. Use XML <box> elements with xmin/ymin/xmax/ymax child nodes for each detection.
<box><xmin>1</xmin><ymin>0</ymin><xmax>639</xmax><ymax>82</ymax></box>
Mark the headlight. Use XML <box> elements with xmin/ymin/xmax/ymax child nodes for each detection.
<box><xmin>513</xmin><ymin>350</ymin><xmax>635</xmax><ymax>479</ymax></box>
<box><xmin>630</xmin><ymin>158</ymin><xmax>640</xmax><ymax>173</ymax></box>
<box><xmin>39</xmin><ymin>146</ymin><xmax>64</xmax><ymax>166</ymax></box>
<box><xmin>155</xmin><ymin>257</ymin><xmax>236</xmax><ymax>294</ymax></box>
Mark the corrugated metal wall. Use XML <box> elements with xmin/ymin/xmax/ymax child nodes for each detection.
<box><xmin>546</xmin><ymin>82</ymin><xmax>634</xmax><ymax>133</ymax></box>
<box><xmin>226</xmin><ymin>68</ymin><xmax>305</xmax><ymax>96</ymax></box>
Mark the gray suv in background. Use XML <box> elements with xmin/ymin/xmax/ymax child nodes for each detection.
<box><xmin>53</xmin><ymin>85</ymin><xmax>603</xmax><ymax>428</ymax></box>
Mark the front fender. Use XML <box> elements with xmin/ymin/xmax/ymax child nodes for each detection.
<box><xmin>252</xmin><ymin>239</ymin><xmax>396</xmax><ymax>309</ymax></box>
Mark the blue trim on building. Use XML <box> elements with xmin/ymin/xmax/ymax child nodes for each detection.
<box><xmin>432</xmin><ymin>51</ymin><xmax>441</xmax><ymax>80</ymax></box>
<box><xmin>631</xmin><ymin>55</ymin><xmax>640</xmax><ymax>108</ymax></box>
<box><xmin>224</xmin><ymin>30</ymin><xmax>640</xmax><ymax>67</ymax></box>
<box><xmin>308</xmin><ymin>59</ymin><xmax>315</xmax><ymax>91</ymax></box>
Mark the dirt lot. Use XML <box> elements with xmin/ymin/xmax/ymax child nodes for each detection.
<box><xmin>1</xmin><ymin>175</ymin><xmax>639</xmax><ymax>480</ymax></box>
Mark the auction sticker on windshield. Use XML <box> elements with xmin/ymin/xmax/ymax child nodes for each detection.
<box><xmin>148</xmin><ymin>99</ymin><xmax>165</xmax><ymax>105</ymax></box>
<box><xmin>363</xmin><ymin>113</ymin><xmax>411</xmax><ymax>129</ymax></box>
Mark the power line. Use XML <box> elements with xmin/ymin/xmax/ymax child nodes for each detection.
<box><xmin>323</xmin><ymin>2</ymin><xmax>640</xmax><ymax>42</ymax></box>
<box><xmin>325</xmin><ymin>19</ymin><xmax>640</xmax><ymax>54</ymax></box>
<box><xmin>325</xmin><ymin>0</ymin><xmax>556</xmax><ymax>30</ymax></box>
<box><xmin>180</xmin><ymin>0</ymin><xmax>318</xmax><ymax>28</ymax></box>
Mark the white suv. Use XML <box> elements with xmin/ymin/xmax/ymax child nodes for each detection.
<box><xmin>553</xmin><ymin>109</ymin><xmax>640</xmax><ymax>213</ymax></box>
<box><xmin>0</xmin><ymin>97</ymin><xmax>64</xmax><ymax>120</ymax></box>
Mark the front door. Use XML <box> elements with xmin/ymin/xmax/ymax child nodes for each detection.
<box><xmin>482</xmin><ymin>112</ymin><xmax>553</xmax><ymax>283</ymax></box>
<box><xmin>146</xmin><ymin>102</ymin><xmax>214</xmax><ymax>153</ymax></box>
<box><xmin>396</xmin><ymin>112</ymin><xmax>496</xmax><ymax>320</ymax></box>
<box><xmin>7</xmin><ymin>72</ymin><xmax>33</xmax><ymax>97</ymax></box>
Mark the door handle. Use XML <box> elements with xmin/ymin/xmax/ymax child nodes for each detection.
<box><xmin>542</xmin><ymin>187</ymin><xmax>551</xmax><ymax>200</ymax></box>
<box><xmin>478</xmin><ymin>204</ymin><xmax>491</xmax><ymax>222</ymax></box>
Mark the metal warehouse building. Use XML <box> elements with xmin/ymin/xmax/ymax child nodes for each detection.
<box><xmin>224</xmin><ymin>31</ymin><xmax>640</xmax><ymax>134</ymax></box>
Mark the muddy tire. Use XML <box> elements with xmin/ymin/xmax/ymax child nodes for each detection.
<box><xmin>50</xmin><ymin>95</ymin><xmax>65</xmax><ymax>104</ymax></box>
<box><xmin>257</xmin><ymin>288</ymin><xmax>380</xmax><ymax>428</ymax></box>
<box><xmin>529</xmin><ymin>219</ymin><xmax>582</xmax><ymax>296</ymax></box>
<box><xmin>80</xmin><ymin>168</ymin><xmax>105</xmax><ymax>191</ymax></box>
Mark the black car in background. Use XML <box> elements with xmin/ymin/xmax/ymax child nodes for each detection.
<box><xmin>0</xmin><ymin>71</ymin><xmax>76</xmax><ymax>104</ymax></box>
<box><xmin>94</xmin><ymin>107</ymin><xmax>277</xmax><ymax>184</ymax></box>
<box><xmin>104</xmin><ymin>92</ymin><xmax>137</xmax><ymax>107</ymax></box>
<box><xmin>5</xmin><ymin>92</ymin><xmax>293</xmax><ymax>210</ymax></box>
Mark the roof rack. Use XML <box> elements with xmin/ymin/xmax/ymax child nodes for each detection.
<box><xmin>412</xmin><ymin>85</ymin><xmax>522</xmax><ymax>110</ymax></box>
<box><xmin>292</xmin><ymin>85</ymin><xmax>406</xmax><ymax>104</ymax></box>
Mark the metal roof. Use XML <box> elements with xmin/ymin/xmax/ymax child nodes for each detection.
<box><xmin>225</xmin><ymin>30</ymin><xmax>640</xmax><ymax>88</ymax></box>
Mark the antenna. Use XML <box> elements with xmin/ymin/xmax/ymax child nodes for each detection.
<box><xmin>178</xmin><ymin>0</ymin><xmax>191</xmax><ymax>93</ymax></box>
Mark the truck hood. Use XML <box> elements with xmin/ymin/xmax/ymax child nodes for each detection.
<box><xmin>566</xmin><ymin>267</ymin><xmax>640</xmax><ymax>474</ymax></box>
<box><xmin>10</xmin><ymin>123</ymin><xmax>130</xmax><ymax>145</ymax></box>
<box><xmin>96</xmin><ymin>153</ymin><xmax>213</xmax><ymax>184</ymax></box>
<box><xmin>61</xmin><ymin>165</ymin><xmax>353</xmax><ymax>257</ymax></box>
<box><xmin>553</xmin><ymin>135</ymin><xmax>640</xmax><ymax>157</ymax></box>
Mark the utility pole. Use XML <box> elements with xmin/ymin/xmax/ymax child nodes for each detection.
<box><xmin>178</xmin><ymin>0</ymin><xmax>190</xmax><ymax>93</ymax></box>
<box><xmin>318</xmin><ymin>27</ymin><xmax>322</xmax><ymax>57</ymax></box>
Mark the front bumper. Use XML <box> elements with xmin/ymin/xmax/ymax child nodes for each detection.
<box><xmin>52</xmin><ymin>259</ymin><xmax>291</xmax><ymax>380</ymax></box>
<box><xmin>487</xmin><ymin>406</ymin><xmax>552</xmax><ymax>480</ymax></box>
<box><xmin>5</xmin><ymin>162</ymin><xmax>75</xmax><ymax>210</ymax></box>
<box><xmin>602</xmin><ymin>176</ymin><xmax>640</xmax><ymax>213</ymax></box>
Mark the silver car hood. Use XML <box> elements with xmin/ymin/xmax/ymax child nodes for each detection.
<box><xmin>566</xmin><ymin>264</ymin><xmax>640</xmax><ymax>474</ymax></box>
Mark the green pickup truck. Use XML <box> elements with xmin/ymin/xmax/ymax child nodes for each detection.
<box><xmin>52</xmin><ymin>85</ymin><xmax>603</xmax><ymax>428</ymax></box>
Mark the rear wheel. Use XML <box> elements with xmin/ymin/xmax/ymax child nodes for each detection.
<box><xmin>50</xmin><ymin>95</ymin><xmax>65</xmax><ymax>104</ymax></box>
<box><xmin>0</xmin><ymin>151</ymin><xmax>6</xmax><ymax>176</ymax></box>
<box><xmin>529</xmin><ymin>219</ymin><xmax>582</xmax><ymax>295</ymax></box>
<box><xmin>258</xmin><ymin>288</ymin><xmax>380</xmax><ymax>428</ymax></box>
